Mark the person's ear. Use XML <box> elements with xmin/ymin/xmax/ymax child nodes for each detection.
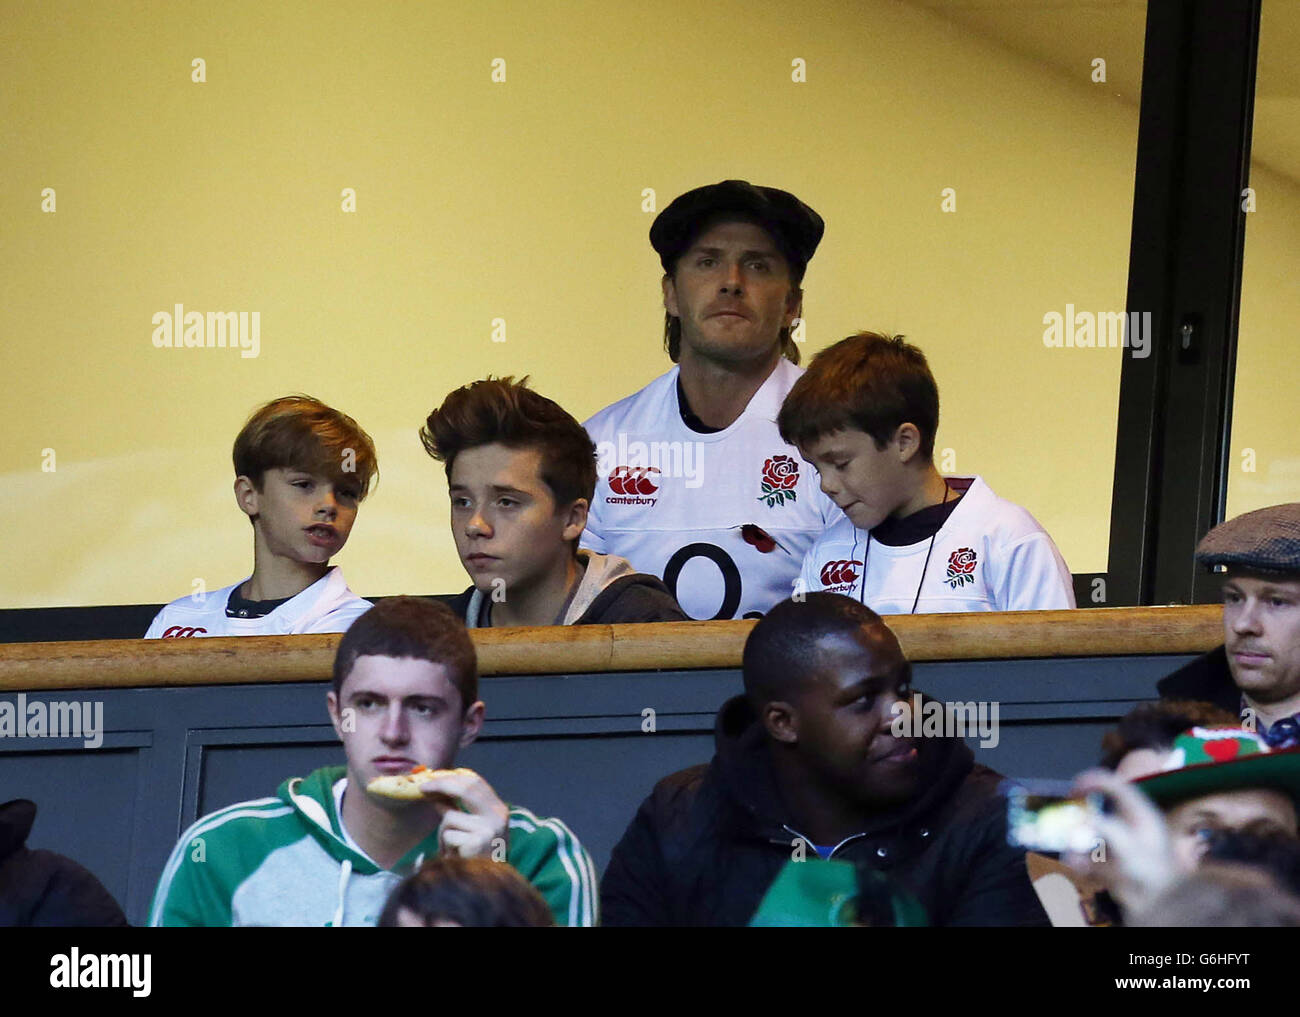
<box><xmin>560</xmin><ymin>499</ymin><xmax>589</xmax><ymax>543</ymax></box>
<box><xmin>662</xmin><ymin>273</ymin><xmax>679</xmax><ymax>317</ymax></box>
<box><xmin>326</xmin><ymin>690</ymin><xmax>345</xmax><ymax>740</ymax></box>
<box><xmin>458</xmin><ymin>700</ymin><xmax>486</xmax><ymax>749</ymax></box>
<box><xmin>762</xmin><ymin>701</ymin><xmax>800</xmax><ymax>745</ymax></box>
<box><xmin>783</xmin><ymin>285</ymin><xmax>803</xmax><ymax>331</ymax></box>
<box><xmin>234</xmin><ymin>475</ymin><xmax>260</xmax><ymax>520</ymax></box>
<box><xmin>893</xmin><ymin>423</ymin><xmax>923</xmax><ymax>465</ymax></box>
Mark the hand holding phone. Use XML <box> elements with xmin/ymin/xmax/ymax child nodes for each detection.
<box><xmin>1068</xmin><ymin>768</ymin><xmax>1177</xmax><ymax>916</ymax></box>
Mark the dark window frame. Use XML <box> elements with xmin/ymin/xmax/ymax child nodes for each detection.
<box><xmin>1106</xmin><ymin>0</ymin><xmax>1261</xmax><ymax>607</ymax></box>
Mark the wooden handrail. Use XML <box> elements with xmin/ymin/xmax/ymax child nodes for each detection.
<box><xmin>0</xmin><ymin>605</ymin><xmax>1223</xmax><ymax>692</ymax></box>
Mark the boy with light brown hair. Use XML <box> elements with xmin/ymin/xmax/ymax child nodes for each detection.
<box><xmin>145</xmin><ymin>395</ymin><xmax>377</xmax><ymax>637</ymax></box>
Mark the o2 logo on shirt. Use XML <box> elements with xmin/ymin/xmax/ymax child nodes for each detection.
<box><xmin>819</xmin><ymin>560</ymin><xmax>863</xmax><ymax>589</ymax></box>
<box><xmin>664</xmin><ymin>544</ymin><xmax>742</xmax><ymax>620</ymax></box>
<box><xmin>664</xmin><ymin>525</ymin><xmax>798</xmax><ymax>620</ymax></box>
<box><xmin>161</xmin><ymin>626</ymin><xmax>208</xmax><ymax>637</ymax></box>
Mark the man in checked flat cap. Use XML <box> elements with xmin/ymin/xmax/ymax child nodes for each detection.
<box><xmin>1159</xmin><ymin>503</ymin><xmax>1300</xmax><ymax>747</ymax></box>
<box><xmin>581</xmin><ymin>180</ymin><xmax>843</xmax><ymax>620</ymax></box>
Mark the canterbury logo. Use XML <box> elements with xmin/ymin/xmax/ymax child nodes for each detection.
<box><xmin>161</xmin><ymin>626</ymin><xmax>208</xmax><ymax>638</ymax></box>
<box><xmin>820</xmin><ymin>560</ymin><xmax>863</xmax><ymax>586</ymax></box>
<box><xmin>609</xmin><ymin>466</ymin><xmax>661</xmax><ymax>496</ymax></box>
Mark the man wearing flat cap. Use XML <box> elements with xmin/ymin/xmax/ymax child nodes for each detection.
<box><xmin>581</xmin><ymin>180</ymin><xmax>842</xmax><ymax>620</ymax></box>
<box><xmin>1159</xmin><ymin>503</ymin><xmax>1300</xmax><ymax>748</ymax></box>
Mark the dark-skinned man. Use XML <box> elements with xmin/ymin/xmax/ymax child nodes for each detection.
<box><xmin>600</xmin><ymin>592</ymin><xmax>1048</xmax><ymax>926</ymax></box>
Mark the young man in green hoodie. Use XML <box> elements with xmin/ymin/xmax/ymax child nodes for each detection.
<box><xmin>149</xmin><ymin>597</ymin><xmax>597</xmax><ymax>926</ymax></box>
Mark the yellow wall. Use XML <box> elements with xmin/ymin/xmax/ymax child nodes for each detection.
<box><xmin>1227</xmin><ymin>161</ymin><xmax>1300</xmax><ymax>519</ymax></box>
<box><xmin>1</xmin><ymin>0</ymin><xmax>1150</xmax><ymax>608</ymax></box>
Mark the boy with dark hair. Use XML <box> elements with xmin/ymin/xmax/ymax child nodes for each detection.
<box><xmin>145</xmin><ymin>395</ymin><xmax>377</xmax><ymax>637</ymax></box>
<box><xmin>1100</xmin><ymin>699</ymin><xmax>1238</xmax><ymax>778</ymax></box>
<box><xmin>600</xmin><ymin>592</ymin><xmax>1048</xmax><ymax>926</ymax></box>
<box><xmin>778</xmin><ymin>332</ymin><xmax>1074</xmax><ymax>613</ymax></box>
<box><xmin>421</xmin><ymin>377</ymin><xmax>687</xmax><ymax>627</ymax></box>
<box><xmin>150</xmin><ymin>597</ymin><xmax>597</xmax><ymax>926</ymax></box>
<box><xmin>379</xmin><ymin>856</ymin><xmax>555</xmax><ymax>927</ymax></box>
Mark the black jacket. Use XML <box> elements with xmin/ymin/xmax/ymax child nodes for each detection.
<box><xmin>600</xmin><ymin>696</ymin><xmax>1049</xmax><ymax>927</ymax></box>
<box><xmin>1156</xmin><ymin>645</ymin><xmax>1240</xmax><ymax>715</ymax></box>
<box><xmin>0</xmin><ymin>799</ymin><xmax>128</xmax><ymax>927</ymax></box>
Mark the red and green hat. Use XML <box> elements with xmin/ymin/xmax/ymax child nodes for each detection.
<box><xmin>1134</xmin><ymin>726</ymin><xmax>1300</xmax><ymax>807</ymax></box>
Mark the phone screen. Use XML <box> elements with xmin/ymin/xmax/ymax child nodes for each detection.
<box><xmin>1004</xmin><ymin>779</ymin><xmax>1100</xmax><ymax>855</ymax></box>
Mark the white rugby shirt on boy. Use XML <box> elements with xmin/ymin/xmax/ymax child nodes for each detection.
<box><xmin>144</xmin><ymin>566</ymin><xmax>371</xmax><ymax>637</ymax></box>
<box><xmin>797</xmin><ymin>476</ymin><xmax>1075</xmax><ymax>613</ymax></box>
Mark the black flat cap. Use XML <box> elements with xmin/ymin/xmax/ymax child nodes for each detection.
<box><xmin>1195</xmin><ymin>503</ymin><xmax>1300</xmax><ymax>574</ymax></box>
<box><xmin>650</xmin><ymin>180</ymin><xmax>824</xmax><ymax>281</ymax></box>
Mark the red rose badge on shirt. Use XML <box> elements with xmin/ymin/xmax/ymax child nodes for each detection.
<box><xmin>757</xmin><ymin>455</ymin><xmax>799</xmax><ymax>508</ymax></box>
<box><xmin>945</xmin><ymin>547</ymin><xmax>978</xmax><ymax>588</ymax></box>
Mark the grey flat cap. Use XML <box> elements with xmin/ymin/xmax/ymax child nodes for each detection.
<box><xmin>1195</xmin><ymin>503</ymin><xmax>1300</xmax><ymax>574</ymax></box>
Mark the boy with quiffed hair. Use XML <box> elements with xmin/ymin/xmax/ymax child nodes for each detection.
<box><xmin>421</xmin><ymin>376</ymin><xmax>687</xmax><ymax>627</ymax></box>
<box><xmin>145</xmin><ymin>394</ymin><xmax>378</xmax><ymax>638</ymax></box>
<box><xmin>777</xmin><ymin>332</ymin><xmax>1074</xmax><ymax>613</ymax></box>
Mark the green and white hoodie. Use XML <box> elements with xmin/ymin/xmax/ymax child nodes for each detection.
<box><xmin>149</xmin><ymin>766</ymin><xmax>597</xmax><ymax>927</ymax></box>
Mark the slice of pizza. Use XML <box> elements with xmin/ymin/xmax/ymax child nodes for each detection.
<box><xmin>366</xmin><ymin>765</ymin><xmax>450</xmax><ymax>801</ymax></box>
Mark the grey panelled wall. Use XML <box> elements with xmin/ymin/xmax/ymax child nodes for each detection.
<box><xmin>1</xmin><ymin>653</ymin><xmax>1194</xmax><ymax>926</ymax></box>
